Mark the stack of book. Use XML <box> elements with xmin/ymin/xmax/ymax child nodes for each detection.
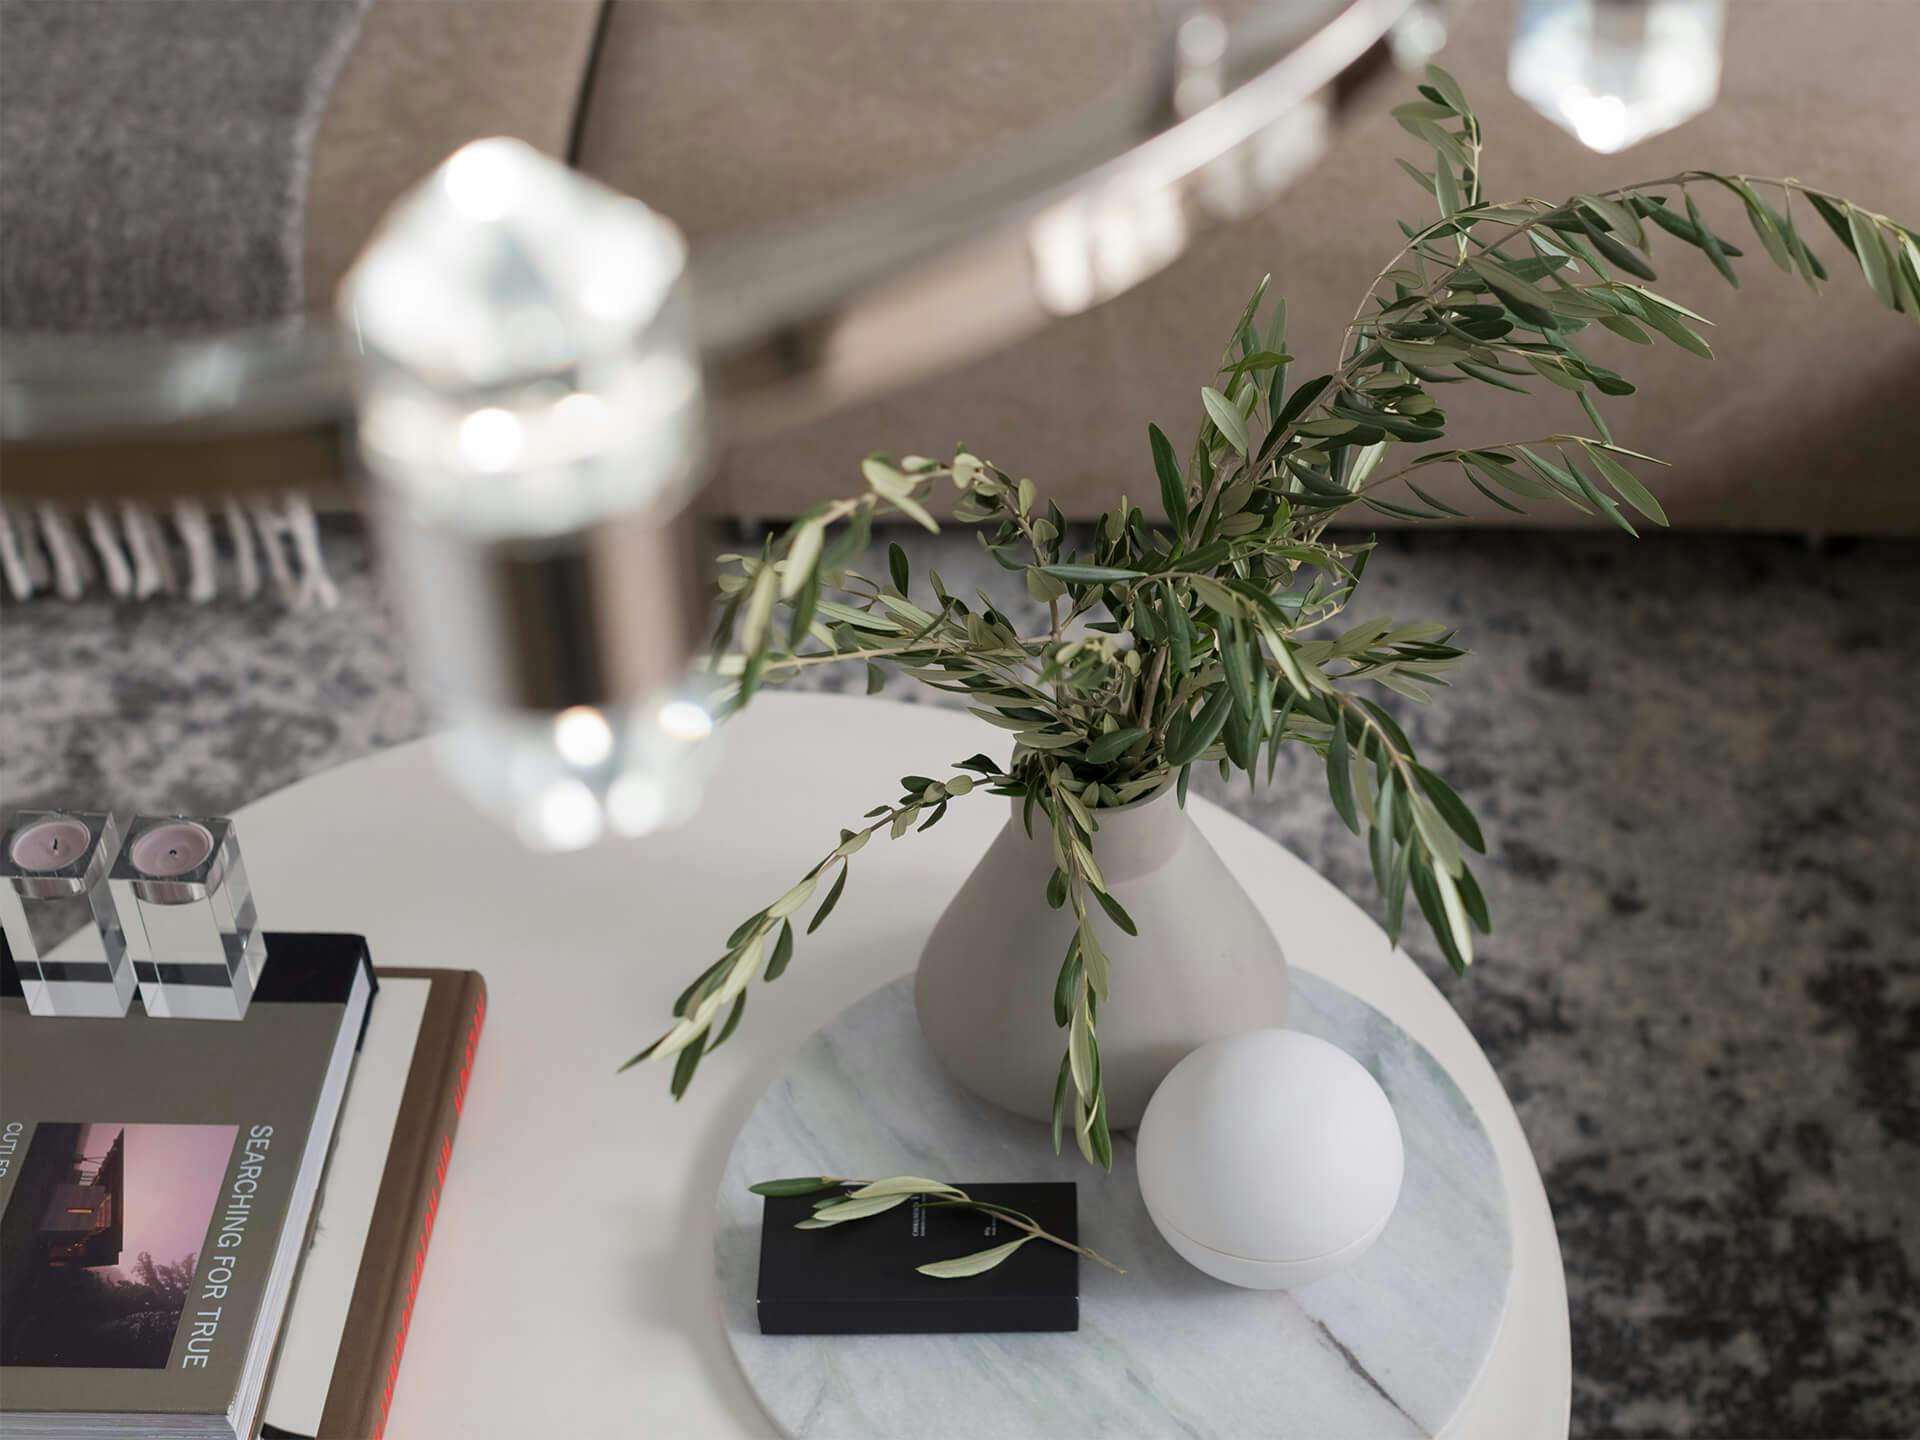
<box><xmin>0</xmin><ymin>933</ymin><xmax>484</xmax><ymax>1440</ymax></box>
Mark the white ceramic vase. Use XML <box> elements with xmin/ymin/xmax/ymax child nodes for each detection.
<box><xmin>915</xmin><ymin>786</ymin><xmax>1289</xmax><ymax>1129</ymax></box>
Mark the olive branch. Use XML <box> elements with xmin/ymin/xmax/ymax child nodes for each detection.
<box><xmin>627</xmin><ymin>66</ymin><xmax>1918</xmax><ymax>1165</ymax></box>
<box><xmin>749</xmin><ymin>1174</ymin><xmax>1125</xmax><ymax>1278</ymax></box>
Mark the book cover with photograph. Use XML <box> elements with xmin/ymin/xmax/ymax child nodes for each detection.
<box><xmin>0</xmin><ymin>932</ymin><xmax>373</xmax><ymax>1439</ymax></box>
<box><xmin>0</xmin><ymin>1120</ymin><xmax>240</xmax><ymax>1370</ymax></box>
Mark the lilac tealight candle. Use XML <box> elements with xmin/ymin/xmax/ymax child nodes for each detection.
<box><xmin>110</xmin><ymin>815</ymin><xmax>267</xmax><ymax>1020</ymax></box>
<box><xmin>9</xmin><ymin>816</ymin><xmax>94</xmax><ymax>873</ymax></box>
<box><xmin>0</xmin><ymin>810</ymin><xmax>135</xmax><ymax>1017</ymax></box>
<box><xmin>128</xmin><ymin>821</ymin><xmax>215</xmax><ymax>879</ymax></box>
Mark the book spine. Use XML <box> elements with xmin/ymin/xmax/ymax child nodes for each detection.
<box><xmin>321</xmin><ymin>972</ymin><xmax>486</xmax><ymax>1440</ymax></box>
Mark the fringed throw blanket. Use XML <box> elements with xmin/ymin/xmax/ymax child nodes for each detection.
<box><xmin>0</xmin><ymin>0</ymin><xmax>374</xmax><ymax>606</ymax></box>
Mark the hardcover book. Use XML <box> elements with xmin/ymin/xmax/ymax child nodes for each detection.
<box><xmin>262</xmin><ymin>967</ymin><xmax>485</xmax><ymax>1440</ymax></box>
<box><xmin>0</xmin><ymin>932</ymin><xmax>374</xmax><ymax>1440</ymax></box>
<box><xmin>757</xmin><ymin>1182</ymin><xmax>1079</xmax><ymax>1334</ymax></box>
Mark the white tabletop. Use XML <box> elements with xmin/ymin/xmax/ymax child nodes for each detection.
<box><xmin>237</xmin><ymin>693</ymin><xmax>1570</xmax><ymax>1439</ymax></box>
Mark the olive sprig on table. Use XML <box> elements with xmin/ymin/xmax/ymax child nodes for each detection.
<box><xmin>751</xmin><ymin>1174</ymin><xmax>1126</xmax><ymax>1278</ymax></box>
<box><xmin>630</xmin><ymin>66</ymin><xmax>1918</xmax><ymax>1167</ymax></box>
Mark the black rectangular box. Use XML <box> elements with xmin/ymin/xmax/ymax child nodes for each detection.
<box><xmin>756</xmin><ymin>1182</ymin><xmax>1079</xmax><ymax>1334</ymax></box>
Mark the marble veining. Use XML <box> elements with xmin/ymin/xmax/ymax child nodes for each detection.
<box><xmin>716</xmin><ymin>973</ymin><xmax>1511</xmax><ymax>1440</ymax></box>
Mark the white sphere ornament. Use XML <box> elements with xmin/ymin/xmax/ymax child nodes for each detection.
<box><xmin>1135</xmin><ymin>1028</ymin><xmax>1405</xmax><ymax>1290</ymax></box>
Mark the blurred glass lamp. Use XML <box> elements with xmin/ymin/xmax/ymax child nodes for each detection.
<box><xmin>339</xmin><ymin>141</ymin><xmax>716</xmax><ymax>850</ymax></box>
<box><xmin>318</xmin><ymin>2</ymin><xmax>1423</xmax><ymax>850</ymax></box>
<box><xmin>1509</xmin><ymin>0</ymin><xmax>1725</xmax><ymax>153</ymax></box>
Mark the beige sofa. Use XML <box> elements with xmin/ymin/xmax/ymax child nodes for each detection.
<box><xmin>571</xmin><ymin>0</ymin><xmax>1920</xmax><ymax>532</ymax></box>
<box><xmin>20</xmin><ymin>0</ymin><xmax>1920</xmax><ymax>534</ymax></box>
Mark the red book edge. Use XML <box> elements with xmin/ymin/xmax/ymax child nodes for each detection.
<box><xmin>314</xmin><ymin>967</ymin><xmax>486</xmax><ymax>1440</ymax></box>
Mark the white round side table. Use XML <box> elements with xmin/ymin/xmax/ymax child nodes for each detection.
<box><xmin>236</xmin><ymin>693</ymin><xmax>1570</xmax><ymax>1439</ymax></box>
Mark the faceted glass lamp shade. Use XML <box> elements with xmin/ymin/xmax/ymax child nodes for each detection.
<box><xmin>342</xmin><ymin>137</ymin><xmax>706</xmax><ymax>538</ymax></box>
<box><xmin>1509</xmin><ymin>0</ymin><xmax>1725</xmax><ymax>154</ymax></box>
<box><xmin>0</xmin><ymin>811</ymin><xmax>136</xmax><ymax>1017</ymax></box>
<box><xmin>109</xmin><ymin>815</ymin><xmax>267</xmax><ymax>1020</ymax></box>
<box><xmin>340</xmin><ymin>139</ymin><xmax>715</xmax><ymax>851</ymax></box>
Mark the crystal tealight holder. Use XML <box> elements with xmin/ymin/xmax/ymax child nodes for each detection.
<box><xmin>0</xmin><ymin>810</ymin><xmax>136</xmax><ymax>1016</ymax></box>
<box><xmin>109</xmin><ymin>814</ymin><xmax>267</xmax><ymax>1020</ymax></box>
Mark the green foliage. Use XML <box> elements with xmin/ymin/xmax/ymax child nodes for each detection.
<box><xmin>635</xmin><ymin>66</ymin><xmax>1918</xmax><ymax>1159</ymax></box>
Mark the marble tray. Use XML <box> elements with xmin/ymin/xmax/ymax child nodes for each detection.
<box><xmin>716</xmin><ymin>972</ymin><xmax>1511</xmax><ymax>1439</ymax></box>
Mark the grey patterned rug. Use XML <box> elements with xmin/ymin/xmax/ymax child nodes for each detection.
<box><xmin>1</xmin><ymin>521</ymin><xmax>1915</xmax><ymax>1439</ymax></box>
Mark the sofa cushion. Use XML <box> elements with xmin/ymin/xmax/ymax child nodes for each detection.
<box><xmin>578</xmin><ymin>0</ymin><xmax>1920</xmax><ymax>533</ymax></box>
<box><xmin>304</xmin><ymin>0</ymin><xmax>609</xmax><ymax>315</ymax></box>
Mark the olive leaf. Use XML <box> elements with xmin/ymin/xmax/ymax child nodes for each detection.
<box><xmin>748</xmin><ymin>1176</ymin><xmax>842</xmax><ymax>1197</ymax></box>
<box><xmin>794</xmin><ymin>1192</ymin><xmax>914</xmax><ymax>1228</ymax></box>
<box><xmin>916</xmin><ymin>1239</ymin><xmax>1031</xmax><ymax>1278</ymax></box>
<box><xmin>844</xmin><ymin>1175</ymin><xmax>965</xmax><ymax>1200</ymax></box>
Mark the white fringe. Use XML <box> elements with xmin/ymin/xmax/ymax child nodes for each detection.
<box><xmin>120</xmin><ymin>501</ymin><xmax>173</xmax><ymax>598</ymax></box>
<box><xmin>173</xmin><ymin>500</ymin><xmax>219</xmax><ymax>604</ymax></box>
<box><xmin>20</xmin><ymin>512</ymin><xmax>50</xmax><ymax>590</ymax></box>
<box><xmin>36</xmin><ymin>503</ymin><xmax>91</xmax><ymax>599</ymax></box>
<box><xmin>0</xmin><ymin>504</ymin><xmax>36</xmax><ymax>600</ymax></box>
<box><xmin>0</xmin><ymin>495</ymin><xmax>336</xmax><ymax>607</ymax></box>
<box><xmin>285</xmin><ymin>494</ymin><xmax>340</xmax><ymax>610</ymax></box>
<box><xmin>85</xmin><ymin>503</ymin><xmax>134</xmax><ymax>598</ymax></box>
<box><xmin>224</xmin><ymin>497</ymin><xmax>261</xmax><ymax>600</ymax></box>
<box><xmin>247</xmin><ymin>496</ymin><xmax>298</xmax><ymax>603</ymax></box>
